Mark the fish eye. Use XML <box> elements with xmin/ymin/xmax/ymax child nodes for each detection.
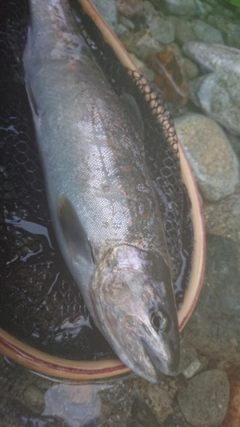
<box><xmin>150</xmin><ymin>311</ymin><xmax>168</xmax><ymax>332</ymax></box>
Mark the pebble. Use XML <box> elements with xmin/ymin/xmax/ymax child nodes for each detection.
<box><xmin>228</xmin><ymin>133</ymin><xmax>240</xmax><ymax>161</ymax></box>
<box><xmin>23</xmin><ymin>385</ymin><xmax>45</xmax><ymax>412</ymax></box>
<box><xmin>43</xmin><ymin>383</ymin><xmax>102</xmax><ymax>426</ymax></box>
<box><xmin>181</xmin><ymin>57</ymin><xmax>199</xmax><ymax>80</ymax></box>
<box><xmin>174</xmin><ymin>113</ymin><xmax>239</xmax><ymax>201</ymax></box>
<box><xmin>116</xmin><ymin>0</ymin><xmax>143</xmax><ymax>17</ymax></box>
<box><xmin>149</xmin><ymin>15</ymin><xmax>176</xmax><ymax>45</ymax></box>
<box><xmin>183</xmin><ymin>235</ymin><xmax>240</xmax><ymax>364</ymax></box>
<box><xmin>183</xmin><ymin>42</ymin><xmax>240</xmax><ymax>73</ymax></box>
<box><xmin>121</xmin><ymin>29</ymin><xmax>162</xmax><ymax>60</ymax></box>
<box><xmin>163</xmin><ymin>0</ymin><xmax>202</xmax><ymax>16</ymax></box>
<box><xmin>203</xmin><ymin>191</ymin><xmax>240</xmax><ymax>251</ymax></box>
<box><xmin>207</xmin><ymin>15</ymin><xmax>240</xmax><ymax>49</ymax></box>
<box><xmin>177</xmin><ymin>340</ymin><xmax>203</xmax><ymax>379</ymax></box>
<box><xmin>175</xmin><ymin>18</ymin><xmax>196</xmax><ymax>45</ymax></box>
<box><xmin>177</xmin><ymin>369</ymin><xmax>230</xmax><ymax>427</ymax></box>
<box><xmin>91</xmin><ymin>0</ymin><xmax>117</xmax><ymax>29</ymax></box>
<box><xmin>191</xmin><ymin>19</ymin><xmax>224</xmax><ymax>44</ymax></box>
<box><xmin>188</xmin><ymin>71</ymin><xmax>240</xmax><ymax>136</ymax></box>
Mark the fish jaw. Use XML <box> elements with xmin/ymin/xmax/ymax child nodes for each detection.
<box><xmin>90</xmin><ymin>245</ymin><xmax>180</xmax><ymax>382</ymax></box>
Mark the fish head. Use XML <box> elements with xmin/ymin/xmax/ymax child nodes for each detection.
<box><xmin>91</xmin><ymin>245</ymin><xmax>180</xmax><ymax>382</ymax></box>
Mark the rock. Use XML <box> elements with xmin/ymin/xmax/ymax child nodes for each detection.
<box><xmin>177</xmin><ymin>369</ymin><xmax>230</xmax><ymax>427</ymax></box>
<box><xmin>175</xmin><ymin>18</ymin><xmax>196</xmax><ymax>45</ymax></box>
<box><xmin>129</xmin><ymin>53</ymin><xmax>145</xmax><ymax>69</ymax></box>
<box><xmin>116</xmin><ymin>0</ymin><xmax>143</xmax><ymax>17</ymax></box>
<box><xmin>149</xmin><ymin>15</ymin><xmax>175</xmax><ymax>45</ymax></box>
<box><xmin>207</xmin><ymin>13</ymin><xmax>240</xmax><ymax>48</ymax></box>
<box><xmin>181</xmin><ymin>57</ymin><xmax>199</xmax><ymax>80</ymax></box>
<box><xmin>225</xmin><ymin>22</ymin><xmax>240</xmax><ymax>50</ymax></box>
<box><xmin>161</xmin><ymin>402</ymin><xmax>192</xmax><ymax>427</ymax></box>
<box><xmin>188</xmin><ymin>71</ymin><xmax>240</xmax><ymax>136</ymax></box>
<box><xmin>121</xmin><ymin>29</ymin><xmax>162</xmax><ymax>60</ymax></box>
<box><xmin>203</xmin><ymin>191</ymin><xmax>240</xmax><ymax>254</ymax></box>
<box><xmin>177</xmin><ymin>340</ymin><xmax>203</xmax><ymax>379</ymax></box>
<box><xmin>140</xmin><ymin>1</ymin><xmax>158</xmax><ymax>26</ymax></box>
<box><xmin>163</xmin><ymin>0</ymin><xmax>203</xmax><ymax>16</ymax></box>
<box><xmin>91</xmin><ymin>0</ymin><xmax>117</xmax><ymax>29</ymax></box>
<box><xmin>23</xmin><ymin>385</ymin><xmax>45</xmax><ymax>412</ymax></box>
<box><xmin>119</xmin><ymin>15</ymin><xmax>135</xmax><ymax>31</ymax></box>
<box><xmin>139</xmin><ymin>65</ymin><xmax>155</xmax><ymax>81</ymax></box>
<box><xmin>147</xmin><ymin>47</ymin><xmax>187</xmax><ymax>103</ymax></box>
<box><xmin>183</xmin><ymin>234</ymin><xmax>240</xmax><ymax>364</ymax></box>
<box><xmin>43</xmin><ymin>383</ymin><xmax>102</xmax><ymax>426</ymax></box>
<box><xmin>191</xmin><ymin>19</ymin><xmax>224</xmax><ymax>44</ymax></box>
<box><xmin>133</xmin><ymin>378</ymin><xmax>176</xmax><ymax>424</ymax></box>
<box><xmin>115</xmin><ymin>23</ymin><xmax>130</xmax><ymax>37</ymax></box>
<box><xmin>228</xmin><ymin>133</ymin><xmax>240</xmax><ymax>161</ymax></box>
<box><xmin>175</xmin><ymin>113</ymin><xmax>239</xmax><ymax>201</ymax></box>
<box><xmin>182</xmin><ymin>42</ymin><xmax>240</xmax><ymax>74</ymax></box>
<box><xmin>101</xmin><ymin>376</ymin><xmax>176</xmax><ymax>426</ymax></box>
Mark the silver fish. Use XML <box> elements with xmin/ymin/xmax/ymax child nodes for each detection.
<box><xmin>23</xmin><ymin>0</ymin><xmax>179</xmax><ymax>382</ymax></box>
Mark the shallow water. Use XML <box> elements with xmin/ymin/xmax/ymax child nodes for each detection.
<box><xmin>0</xmin><ymin>0</ymin><xmax>240</xmax><ymax>426</ymax></box>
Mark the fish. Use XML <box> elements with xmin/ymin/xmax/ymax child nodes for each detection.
<box><xmin>23</xmin><ymin>0</ymin><xmax>180</xmax><ymax>382</ymax></box>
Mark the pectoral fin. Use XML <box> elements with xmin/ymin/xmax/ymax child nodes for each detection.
<box><xmin>57</xmin><ymin>194</ymin><xmax>94</xmax><ymax>267</ymax></box>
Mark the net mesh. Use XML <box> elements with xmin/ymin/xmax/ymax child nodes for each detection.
<box><xmin>0</xmin><ymin>0</ymin><xmax>193</xmax><ymax>359</ymax></box>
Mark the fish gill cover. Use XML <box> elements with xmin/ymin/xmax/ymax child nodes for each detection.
<box><xmin>0</xmin><ymin>0</ymin><xmax>193</xmax><ymax>360</ymax></box>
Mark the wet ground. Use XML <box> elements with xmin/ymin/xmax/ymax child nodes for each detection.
<box><xmin>1</xmin><ymin>0</ymin><xmax>240</xmax><ymax>426</ymax></box>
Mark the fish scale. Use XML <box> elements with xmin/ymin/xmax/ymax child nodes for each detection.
<box><xmin>22</xmin><ymin>0</ymin><xmax>180</xmax><ymax>381</ymax></box>
<box><xmin>0</xmin><ymin>0</ymin><xmax>194</xmax><ymax>382</ymax></box>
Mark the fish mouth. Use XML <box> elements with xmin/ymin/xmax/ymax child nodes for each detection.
<box><xmin>141</xmin><ymin>338</ymin><xmax>179</xmax><ymax>379</ymax></box>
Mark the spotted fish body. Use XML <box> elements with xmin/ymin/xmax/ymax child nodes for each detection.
<box><xmin>23</xmin><ymin>0</ymin><xmax>180</xmax><ymax>382</ymax></box>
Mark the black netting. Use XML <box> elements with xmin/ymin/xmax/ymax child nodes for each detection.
<box><xmin>0</xmin><ymin>0</ymin><xmax>193</xmax><ymax>359</ymax></box>
<box><xmin>0</xmin><ymin>0</ymin><xmax>113</xmax><ymax>360</ymax></box>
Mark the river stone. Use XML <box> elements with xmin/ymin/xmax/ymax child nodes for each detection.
<box><xmin>116</xmin><ymin>0</ymin><xmax>143</xmax><ymax>17</ymax></box>
<box><xmin>177</xmin><ymin>340</ymin><xmax>203</xmax><ymax>379</ymax></box>
<box><xmin>183</xmin><ymin>234</ymin><xmax>240</xmax><ymax>364</ymax></box>
<box><xmin>177</xmin><ymin>369</ymin><xmax>230</xmax><ymax>427</ymax></box>
<box><xmin>228</xmin><ymin>133</ymin><xmax>240</xmax><ymax>161</ymax></box>
<box><xmin>188</xmin><ymin>71</ymin><xmax>240</xmax><ymax>136</ymax></box>
<box><xmin>163</xmin><ymin>0</ymin><xmax>203</xmax><ymax>16</ymax></box>
<box><xmin>182</xmin><ymin>42</ymin><xmax>240</xmax><ymax>74</ymax></box>
<box><xmin>149</xmin><ymin>15</ymin><xmax>175</xmax><ymax>45</ymax></box>
<box><xmin>175</xmin><ymin>18</ymin><xmax>196</xmax><ymax>45</ymax></box>
<box><xmin>203</xmin><ymin>191</ymin><xmax>240</xmax><ymax>256</ymax></box>
<box><xmin>191</xmin><ymin>19</ymin><xmax>224</xmax><ymax>44</ymax></box>
<box><xmin>91</xmin><ymin>0</ymin><xmax>117</xmax><ymax>29</ymax></box>
<box><xmin>121</xmin><ymin>29</ymin><xmax>162</xmax><ymax>60</ymax></box>
<box><xmin>174</xmin><ymin>113</ymin><xmax>239</xmax><ymax>201</ymax></box>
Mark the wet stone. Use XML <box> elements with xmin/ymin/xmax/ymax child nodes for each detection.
<box><xmin>183</xmin><ymin>235</ymin><xmax>240</xmax><ymax>364</ymax></box>
<box><xmin>177</xmin><ymin>340</ymin><xmax>203</xmax><ymax>379</ymax></box>
<box><xmin>188</xmin><ymin>71</ymin><xmax>240</xmax><ymax>136</ymax></box>
<box><xmin>23</xmin><ymin>385</ymin><xmax>45</xmax><ymax>412</ymax></box>
<box><xmin>121</xmin><ymin>29</ymin><xmax>162</xmax><ymax>60</ymax></box>
<box><xmin>182</xmin><ymin>41</ymin><xmax>240</xmax><ymax>74</ymax></box>
<box><xmin>149</xmin><ymin>15</ymin><xmax>175</xmax><ymax>45</ymax></box>
<box><xmin>175</xmin><ymin>18</ymin><xmax>196</xmax><ymax>45</ymax></box>
<box><xmin>228</xmin><ymin>133</ymin><xmax>240</xmax><ymax>161</ymax></box>
<box><xmin>116</xmin><ymin>0</ymin><xmax>143</xmax><ymax>17</ymax></box>
<box><xmin>181</xmin><ymin>57</ymin><xmax>199</xmax><ymax>80</ymax></box>
<box><xmin>91</xmin><ymin>0</ymin><xmax>117</xmax><ymax>29</ymax></box>
<box><xmin>174</xmin><ymin>113</ymin><xmax>239</xmax><ymax>201</ymax></box>
<box><xmin>163</xmin><ymin>0</ymin><xmax>203</xmax><ymax>16</ymax></box>
<box><xmin>191</xmin><ymin>19</ymin><xmax>224</xmax><ymax>44</ymax></box>
<box><xmin>177</xmin><ymin>369</ymin><xmax>230</xmax><ymax>427</ymax></box>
